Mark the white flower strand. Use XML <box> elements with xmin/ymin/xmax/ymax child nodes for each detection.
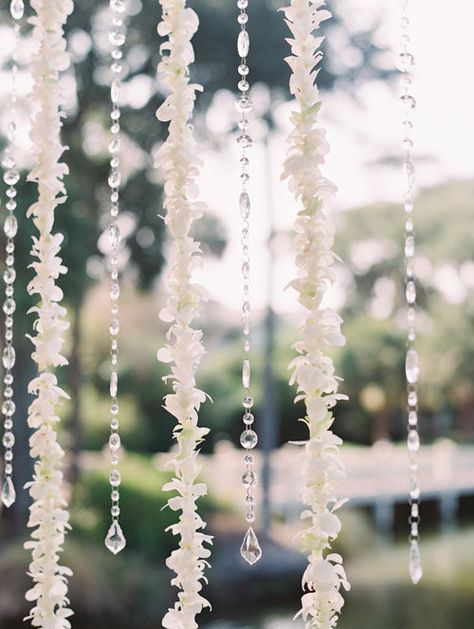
<box><xmin>1</xmin><ymin>0</ymin><xmax>24</xmax><ymax>510</ymax></box>
<box><xmin>155</xmin><ymin>1</ymin><xmax>212</xmax><ymax>627</ymax></box>
<box><xmin>398</xmin><ymin>0</ymin><xmax>423</xmax><ymax>585</ymax></box>
<box><xmin>281</xmin><ymin>1</ymin><xmax>350</xmax><ymax>627</ymax></box>
<box><xmin>23</xmin><ymin>0</ymin><xmax>74</xmax><ymax>627</ymax></box>
<box><xmin>104</xmin><ymin>0</ymin><xmax>128</xmax><ymax>557</ymax></box>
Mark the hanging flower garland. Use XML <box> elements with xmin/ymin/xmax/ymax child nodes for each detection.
<box><xmin>24</xmin><ymin>0</ymin><xmax>74</xmax><ymax>627</ymax></box>
<box><xmin>155</xmin><ymin>1</ymin><xmax>212</xmax><ymax>627</ymax></box>
<box><xmin>281</xmin><ymin>1</ymin><xmax>350</xmax><ymax>627</ymax></box>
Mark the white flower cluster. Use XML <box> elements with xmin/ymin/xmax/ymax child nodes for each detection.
<box><xmin>281</xmin><ymin>1</ymin><xmax>350</xmax><ymax>627</ymax></box>
<box><xmin>24</xmin><ymin>1</ymin><xmax>74</xmax><ymax>627</ymax></box>
<box><xmin>155</xmin><ymin>1</ymin><xmax>212</xmax><ymax>627</ymax></box>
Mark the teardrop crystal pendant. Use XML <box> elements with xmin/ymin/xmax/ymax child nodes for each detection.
<box><xmin>409</xmin><ymin>540</ymin><xmax>423</xmax><ymax>584</ymax></box>
<box><xmin>240</xmin><ymin>526</ymin><xmax>262</xmax><ymax>565</ymax></box>
<box><xmin>1</xmin><ymin>476</ymin><xmax>16</xmax><ymax>508</ymax></box>
<box><xmin>105</xmin><ymin>520</ymin><xmax>126</xmax><ymax>555</ymax></box>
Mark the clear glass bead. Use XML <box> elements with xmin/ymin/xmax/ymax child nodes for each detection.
<box><xmin>3</xmin><ymin>298</ymin><xmax>16</xmax><ymax>315</ymax></box>
<box><xmin>238</xmin><ymin>80</ymin><xmax>250</xmax><ymax>92</ymax></box>
<box><xmin>243</xmin><ymin>412</ymin><xmax>254</xmax><ymax>425</ymax></box>
<box><xmin>4</xmin><ymin>374</ymin><xmax>13</xmax><ymax>385</ymax></box>
<box><xmin>2</xmin><ymin>346</ymin><xmax>16</xmax><ymax>370</ymax></box>
<box><xmin>237</xmin><ymin>0</ymin><xmax>248</xmax><ymax>9</ymax></box>
<box><xmin>3</xmin><ymin>170</ymin><xmax>19</xmax><ymax>186</ymax></box>
<box><xmin>6</xmin><ymin>200</ymin><xmax>16</xmax><ymax>211</ymax></box>
<box><xmin>2</xmin><ymin>431</ymin><xmax>15</xmax><ymax>448</ymax></box>
<box><xmin>109</xmin><ymin>30</ymin><xmax>125</xmax><ymax>46</ymax></box>
<box><xmin>244</xmin><ymin>454</ymin><xmax>253</xmax><ymax>464</ymax></box>
<box><xmin>111</xmin><ymin>505</ymin><xmax>120</xmax><ymax>517</ymax></box>
<box><xmin>405</xmin><ymin>348</ymin><xmax>420</xmax><ymax>384</ymax></box>
<box><xmin>110</xmin><ymin>319</ymin><xmax>120</xmax><ymax>336</ymax></box>
<box><xmin>111</xmin><ymin>79</ymin><xmax>121</xmax><ymax>103</ymax></box>
<box><xmin>236</xmin><ymin>96</ymin><xmax>253</xmax><ymax>113</ymax></box>
<box><xmin>237</xmin><ymin>134</ymin><xmax>252</xmax><ymax>149</ymax></box>
<box><xmin>406</xmin><ymin>280</ymin><xmax>416</xmax><ymax>304</ymax></box>
<box><xmin>408</xmin><ymin>410</ymin><xmax>417</xmax><ymax>426</ymax></box>
<box><xmin>405</xmin><ymin>235</ymin><xmax>415</xmax><ymax>257</ymax></box>
<box><xmin>238</xmin><ymin>64</ymin><xmax>249</xmax><ymax>76</ymax></box>
<box><xmin>111</xmin><ymin>0</ymin><xmax>125</xmax><ymax>13</ymax></box>
<box><xmin>109</xmin><ymin>469</ymin><xmax>121</xmax><ymax>487</ymax></box>
<box><xmin>408</xmin><ymin>390</ymin><xmax>418</xmax><ymax>407</ymax></box>
<box><xmin>237</xmin><ymin>30</ymin><xmax>250</xmax><ymax>57</ymax></box>
<box><xmin>240</xmin><ymin>429</ymin><xmax>258</xmax><ymax>449</ymax></box>
<box><xmin>400</xmin><ymin>94</ymin><xmax>416</xmax><ymax>109</ymax></box>
<box><xmin>4</xmin><ymin>418</ymin><xmax>13</xmax><ymax>429</ymax></box>
<box><xmin>111</xmin><ymin>490</ymin><xmax>120</xmax><ymax>501</ymax></box>
<box><xmin>239</xmin><ymin>191</ymin><xmax>250</xmax><ymax>218</ymax></box>
<box><xmin>4</xmin><ymin>450</ymin><xmax>13</xmax><ymax>462</ymax></box>
<box><xmin>10</xmin><ymin>0</ymin><xmax>24</xmax><ymax>19</ymax></box>
<box><xmin>108</xmin><ymin>170</ymin><xmax>121</xmax><ymax>189</ymax></box>
<box><xmin>243</xmin><ymin>396</ymin><xmax>253</xmax><ymax>409</ymax></box>
<box><xmin>409</xmin><ymin>540</ymin><xmax>422</xmax><ymax>584</ymax></box>
<box><xmin>242</xmin><ymin>359</ymin><xmax>250</xmax><ymax>389</ymax></box>
<box><xmin>407</xmin><ymin>429</ymin><xmax>420</xmax><ymax>452</ymax></box>
<box><xmin>109</xmin><ymin>223</ymin><xmax>121</xmax><ymax>248</ymax></box>
<box><xmin>237</xmin><ymin>13</ymin><xmax>248</xmax><ymax>25</ymax></box>
<box><xmin>242</xmin><ymin>470</ymin><xmax>256</xmax><ymax>487</ymax></box>
<box><xmin>4</xmin><ymin>214</ymin><xmax>18</xmax><ymax>238</ymax></box>
<box><xmin>2</xmin><ymin>400</ymin><xmax>15</xmax><ymax>416</ymax></box>
<box><xmin>2</xmin><ymin>155</ymin><xmax>15</xmax><ymax>170</ymax></box>
<box><xmin>111</xmin><ymin>418</ymin><xmax>119</xmax><ymax>430</ymax></box>
<box><xmin>397</xmin><ymin>52</ymin><xmax>415</xmax><ymax>72</ymax></box>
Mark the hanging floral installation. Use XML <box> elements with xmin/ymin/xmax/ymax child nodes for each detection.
<box><xmin>281</xmin><ymin>1</ymin><xmax>350</xmax><ymax>627</ymax></box>
<box><xmin>23</xmin><ymin>0</ymin><xmax>74</xmax><ymax>627</ymax></box>
<box><xmin>155</xmin><ymin>0</ymin><xmax>212</xmax><ymax>627</ymax></box>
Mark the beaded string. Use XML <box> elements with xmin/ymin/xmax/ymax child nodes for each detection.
<box><xmin>235</xmin><ymin>0</ymin><xmax>262</xmax><ymax>565</ymax></box>
<box><xmin>398</xmin><ymin>0</ymin><xmax>422</xmax><ymax>584</ymax></box>
<box><xmin>104</xmin><ymin>0</ymin><xmax>127</xmax><ymax>555</ymax></box>
<box><xmin>1</xmin><ymin>0</ymin><xmax>24</xmax><ymax>510</ymax></box>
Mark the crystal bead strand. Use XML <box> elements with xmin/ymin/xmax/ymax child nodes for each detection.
<box><xmin>398</xmin><ymin>0</ymin><xmax>422</xmax><ymax>585</ymax></box>
<box><xmin>235</xmin><ymin>0</ymin><xmax>262</xmax><ymax>566</ymax></box>
<box><xmin>104</xmin><ymin>0</ymin><xmax>127</xmax><ymax>555</ymax></box>
<box><xmin>1</xmin><ymin>0</ymin><xmax>24</xmax><ymax>510</ymax></box>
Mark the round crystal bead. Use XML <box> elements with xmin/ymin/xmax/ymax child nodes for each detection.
<box><xmin>240</xmin><ymin>429</ymin><xmax>258</xmax><ymax>449</ymax></box>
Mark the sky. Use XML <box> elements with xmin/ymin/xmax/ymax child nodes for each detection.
<box><xmin>195</xmin><ymin>0</ymin><xmax>474</xmax><ymax>316</ymax></box>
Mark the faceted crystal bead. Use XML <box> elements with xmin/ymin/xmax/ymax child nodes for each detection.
<box><xmin>105</xmin><ymin>520</ymin><xmax>126</xmax><ymax>554</ymax></box>
<box><xmin>2</xmin><ymin>400</ymin><xmax>15</xmax><ymax>416</ymax></box>
<box><xmin>405</xmin><ymin>235</ymin><xmax>415</xmax><ymax>257</ymax></box>
<box><xmin>408</xmin><ymin>410</ymin><xmax>417</xmax><ymax>426</ymax></box>
<box><xmin>239</xmin><ymin>191</ymin><xmax>250</xmax><ymax>219</ymax></box>
<box><xmin>240</xmin><ymin>526</ymin><xmax>262</xmax><ymax>565</ymax></box>
<box><xmin>10</xmin><ymin>0</ymin><xmax>24</xmax><ymax>20</ymax></box>
<box><xmin>1</xmin><ymin>476</ymin><xmax>16</xmax><ymax>508</ymax></box>
<box><xmin>111</xmin><ymin>79</ymin><xmax>121</xmax><ymax>103</ymax></box>
<box><xmin>109</xmin><ymin>432</ymin><xmax>121</xmax><ymax>450</ymax></box>
<box><xmin>406</xmin><ymin>280</ymin><xmax>416</xmax><ymax>304</ymax></box>
<box><xmin>407</xmin><ymin>429</ymin><xmax>420</xmax><ymax>452</ymax></box>
<box><xmin>2</xmin><ymin>155</ymin><xmax>15</xmax><ymax>170</ymax></box>
<box><xmin>4</xmin><ymin>268</ymin><xmax>15</xmax><ymax>284</ymax></box>
<box><xmin>408</xmin><ymin>390</ymin><xmax>417</xmax><ymax>407</ymax></box>
<box><xmin>243</xmin><ymin>396</ymin><xmax>253</xmax><ymax>409</ymax></box>
<box><xmin>109</xmin><ymin>30</ymin><xmax>126</xmax><ymax>47</ymax></box>
<box><xmin>3</xmin><ymin>299</ymin><xmax>15</xmax><ymax>316</ymax></box>
<box><xmin>245</xmin><ymin>511</ymin><xmax>255</xmax><ymax>523</ymax></box>
<box><xmin>240</xmin><ymin>429</ymin><xmax>258</xmax><ymax>449</ymax></box>
<box><xmin>397</xmin><ymin>52</ymin><xmax>415</xmax><ymax>72</ymax></box>
<box><xmin>110</xmin><ymin>371</ymin><xmax>118</xmax><ymax>397</ymax></box>
<box><xmin>409</xmin><ymin>540</ymin><xmax>423</xmax><ymax>584</ymax></box>
<box><xmin>238</xmin><ymin>13</ymin><xmax>248</xmax><ymax>25</ymax></box>
<box><xmin>237</xmin><ymin>0</ymin><xmax>248</xmax><ymax>8</ymax></box>
<box><xmin>405</xmin><ymin>349</ymin><xmax>420</xmax><ymax>384</ymax></box>
<box><xmin>237</xmin><ymin>134</ymin><xmax>252</xmax><ymax>149</ymax></box>
<box><xmin>237</xmin><ymin>30</ymin><xmax>250</xmax><ymax>58</ymax></box>
<box><xmin>242</xmin><ymin>470</ymin><xmax>256</xmax><ymax>487</ymax></box>
<box><xmin>2</xmin><ymin>346</ymin><xmax>15</xmax><ymax>369</ymax></box>
<box><xmin>243</xmin><ymin>412</ymin><xmax>254</xmax><ymax>425</ymax></box>
<box><xmin>238</xmin><ymin>64</ymin><xmax>249</xmax><ymax>76</ymax></box>
<box><xmin>109</xmin><ymin>223</ymin><xmax>121</xmax><ymax>249</ymax></box>
<box><xmin>111</xmin><ymin>505</ymin><xmax>120</xmax><ymax>517</ymax></box>
<box><xmin>2</xmin><ymin>432</ymin><xmax>15</xmax><ymax>448</ymax></box>
<box><xmin>3</xmin><ymin>170</ymin><xmax>19</xmax><ymax>186</ymax></box>
<box><xmin>4</xmin><ymin>214</ymin><xmax>18</xmax><ymax>238</ymax></box>
<box><xmin>238</xmin><ymin>80</ymin><xmax>250</xmax><ymax>92</ymax></box>
<box><xmin>110</xmin><ymin>283</ymin><xmax>120</xmax><ymax>300</ymax></box>
<box><xmin>109</xmin><ymin>469</ymin><xmax>121</xmax><ymax>486</ymax></box>
<box><xmin>108</xmin><ymin>170</ymin><xmax>121</xmax><ymax>189</ymax></box>
<box><xmin>110</xmin><ymin>319</ymin><xmax>120</xmax><ymax>336</ymax></box>
<box><xmin>236</xmin><ymin>96</ymin><xmax>253</xmax><ymax>113</ymax></box>
<box><xmin>242</xmin><ymin>359</ymin><xmax>250</xmax><ymax>389</ymax></box>
<box><xmin>400</xmin><ymin>94</ymin><xmax>416</xmax><ymax>110</ymax></box>
<box><xmin>111</xmin><ymin>0</ymin><xmax>125</xmax><ymax>13</ymax></box>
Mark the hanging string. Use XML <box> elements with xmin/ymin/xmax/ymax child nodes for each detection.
<box><xmin>1</xmin><ymin>0</ymin><xmax>23</xmax><ymax>510</ymax></box>
<box><xmin>398</xmin><ymin>0</ymin><xmax>423</xmax><ymax>585</ymax></box>
<box><xmin>235</xmin><ymin>0</ymin><xmax>262</xmax><ymax>565</ymax></box>
<box><xmin>104</xmin><ymin>0</ymin><xmax>128</xmax><ymax>556</ymax></box>
<box><xmin>281</xmin><ymin>1</ymin><xmax>350</xmax><ymax>625</ymax></box>
<box><xmin>155</xmin><ymin>1</ymin><xmax>212</xmax><ymax>625</ymax></box>
<box><xmin>24</xmin><ymin>0</ymin><xmax>74</xmax><ymax>625</ymax></box>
